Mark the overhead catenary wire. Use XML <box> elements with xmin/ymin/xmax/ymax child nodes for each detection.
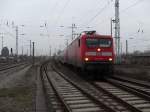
<box><xmin>91</xmin><ymin>0</ymin><xmax>146</xmax><ymax>31</ymax></box>
<box><xmin>119</xmin><ymin>0</ymin><xmax>145</xmax><ymax>25</ymax></box>
<box><xmin>85</xmin><ymin>0</ymin><xmax>144</xmax><ymax>27</ymax></box>
<box><xmin>121</xmin><ymin>0</ymin><xmax>145</xmax><ymax>13</ymax></box>
<box><xmin>0</xmin><ymin>26</ymin><xmax>15</xmax><ymax>39</ymax></box>
<box><xmin>1</xmin><ymin>22</ymin><xmax>31</xmax><ymax>53</ymax></box>
<box><xmin>120</xmin><ymin>0</ymin><xmax>146</xmax><ymax>39</ymax></box>
<box><xmin>47</xmin><ymin>0</ymin><xmax>71</xmax><ymax>38</ymax></box>
<box><xmin>47</xmin><ymin>0</ymin><xmax>59</xmax><ymax>31</ymax></box>
<box><xmin>82</xmin><ymin>0</ymin><xmax>113</xmax><ymax>26</ymax></box>
<box><xmin>54</xmin><ymin>0</ymin><xmax>71</xmax><ymax>27</ymax></box>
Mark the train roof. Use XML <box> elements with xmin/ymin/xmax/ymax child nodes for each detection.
<box><xmin>80</xmin><ymin>31</ymin><xmax>112</xmax><ymax>38</ymax></box>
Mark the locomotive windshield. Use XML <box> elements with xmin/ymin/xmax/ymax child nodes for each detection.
<box><xmin>86</xmin><ymin>38</ymin><xmax>111</xmax><ymax>47</ymax></box>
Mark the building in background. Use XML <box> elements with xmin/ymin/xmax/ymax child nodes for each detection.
<box><xmin>1</xmin><ymin>47</ymin><xmax>9</xmax><ymax>57</ymax></box>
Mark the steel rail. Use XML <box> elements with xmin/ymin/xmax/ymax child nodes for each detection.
<box><xmin>42</xmin><ymin>64</ymin><xmax>111</xmax><ymax>112</ymax></box>
<box><xmin>0</xmin><ymin>62</ymin><xmax>28</xmax><ymax>71</ymax></box>
<box><xmin>40</xmin><ymin>66</ymin><xmax>56</xmax><ymax>112</ymax></box>
<box><xmin>107</xmin><ymin>78</ymin><xmax>150</xmax><ymax>100</ymax></box>
<box><xmin>43</xmin><ymin>66</ymin><xmax>74</xmax><ymax>112</ymax></box>
<box><xmin>52</xmin><ymin>66</ymin><xmax>123</xmax><ymax>112</ymax></box>
<box><xmin>93</xmin><ymin>82</ymin><xmax>142</xmax><ymax>112</ymax></box>
<box><xmin>111</xmin><ymin>76</ymin><xmax>150</xmax><ymax>88</ymax></box>
<box><xmin>56</xmin><ymin>61</ymin><xmax>150</xmax><ymax>112</ymax></box>
<box><xmin>104</xmin><ymin>78</ymin><xmax>150</xmax><ymax>112</ymax></box>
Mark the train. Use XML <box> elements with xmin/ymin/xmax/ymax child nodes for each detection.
<box><xmin>57</xmin><ymin>31</ymin><xmax>114</xmax><ymax>78</ymax></box>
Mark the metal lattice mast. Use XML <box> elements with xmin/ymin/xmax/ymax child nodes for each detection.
<box><xmin>126</xmin><ymin>40</ymin><xmax>128</xmax><ymax>55</ymax></box>
<box><xmin>1</xmin><ymin>35</ymin><xmax>4</xmax><ymax>49</ymax></box>
<box><xmin>16</xmin><ymin>26</ymin><xmax>18</xmax><ymax>56</ymax></box>
<box><xmin>114</xmin><ymin>0</ymin><xmax>121</xmax><ymax>63</ymax></box>
<box><xmin>30</xmin><ymin>40</ymin><xmax>32</xmax><ymax>56</ymax></box>
<box><xmin>32</xmin><ymin>42</ymin><xmax>35</xmax><ymax>65</ymax></box>
<box><xmin>0</xmin><ymin>33</ymin><xmax>4</xmax><ymax>51</ymax></box>
<box><xmin>71</xmin><ymin>24</ymin><xmax>76</xmax><ymax>40</ymax></box>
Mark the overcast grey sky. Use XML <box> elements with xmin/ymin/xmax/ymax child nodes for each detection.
<box><xmin>0</xmin><ymin>0</ymin><xmax>150</xmax><ymax>55</ymax></box>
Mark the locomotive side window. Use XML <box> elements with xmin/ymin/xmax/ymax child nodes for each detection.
<box><xmin>78</xmin><ymin>39</ymin><xmax>80</xmax><ymax>47</ymax></box>
<box><xmin>86</xmin><ymin>38</ymin><xmax>111</xmax><ymax>47</ymax></box>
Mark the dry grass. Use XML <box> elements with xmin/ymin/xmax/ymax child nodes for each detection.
<box><xmin>0</xmin><ymin>87</ymin><xmax>34</xmax><ymax>112</ymax></box>
<box><xmin>114</xmin><ymin>65</ymin><xmax>150</xmax><ymax>82</ymax></box>
<box><xmin>0</xmin><ymin>66</ymin><xmax>37</xmax><ymax>112</ymax></box>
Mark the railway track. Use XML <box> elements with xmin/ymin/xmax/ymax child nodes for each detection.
<box><xmin>0</xmin><ymin>62</ymin><xmax>28</xmax><ymax>71</ymax></box>
<box><xmin>0</xmin><ymin>63</ymin><xmax>8</xmax><ymax>67</ymax></box>
<box><xmin>93</xmin><ymin>77</ymin><xmax>150</xmax><ymax>112</ymax></box>
<box><xmin>107</xmin><ymin>76</ymin><xmax>150</xmax><ymax>99</ymax></box>
<box><xmin>40</xmin><ymin>62</ymin><xmax>150</xmax><ymax>112</ymax></box>
<box><xmin>111</xmin><ymin>75</ymin><xmax>150</xmax><ymax>87</ymax></box>
<box><xmin>41</xmin><ymin>63</ymin><xmax>114</xmax><ymax>112</ymax></box>
<box><xmin>57</xmin><ymin>63</ymin><xmax>150</xmax><ymax>112</ymax></box>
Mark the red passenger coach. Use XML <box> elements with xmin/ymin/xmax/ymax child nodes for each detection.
<box><xmin>63</xmin><ymin>31</ymin><xmax>114</xmax><ymax>77</ymax></box>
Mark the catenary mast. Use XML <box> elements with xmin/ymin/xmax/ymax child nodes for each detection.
<box><xmin>114</xmin><ymin>0</ymin><xmax>121</xmax><ymax>63</ymax></box>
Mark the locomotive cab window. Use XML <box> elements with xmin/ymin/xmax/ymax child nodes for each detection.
<box><xmin>86</xmin><ymin>38</ymin><xmax>111</xmax><ymax>47</ymax></box>
<box><xmin>86</xmin><ymin>39</ymin><xmax>98</xmax><ymax>47</ymax></box>
<box><xmin>99</xmin><ymin>39</ymin><xmax>111</xmax><ymax>47</ymax></box>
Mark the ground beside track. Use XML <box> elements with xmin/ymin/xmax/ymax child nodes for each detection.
<box><xmin>114</xmin><ymin>64</ymin><xmax>150</xmax><ymax>82</ymax></box>
<box><xmin>36</xmin><ymin>64</ymin><xmax>48</xmax><ymax>112</ymax></box>
<box><xmin>0</xmin><ymin>65</ymin><xmax>36</xmax><ymax>112</ymax></box>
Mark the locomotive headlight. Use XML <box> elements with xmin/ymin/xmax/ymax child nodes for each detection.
<box><xmin>109</xmin><ymin>58</ymin><xmax>112</xmax><ymax>61</ymax></box>
<box><xmin>85</xmin><ymin>57</ymin><xmax>89</xmax><ymax>61</ymax></box>
<box><xmin>97</xmin><ymin>48</ymin><xmax>101</xmax><ymax>52</ymax></box>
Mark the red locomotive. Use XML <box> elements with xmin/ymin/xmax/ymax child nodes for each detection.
<box><xmin>59</xmin><ymin>31</ymin><xmax>114</xmax><ymax>77</ymax></box>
